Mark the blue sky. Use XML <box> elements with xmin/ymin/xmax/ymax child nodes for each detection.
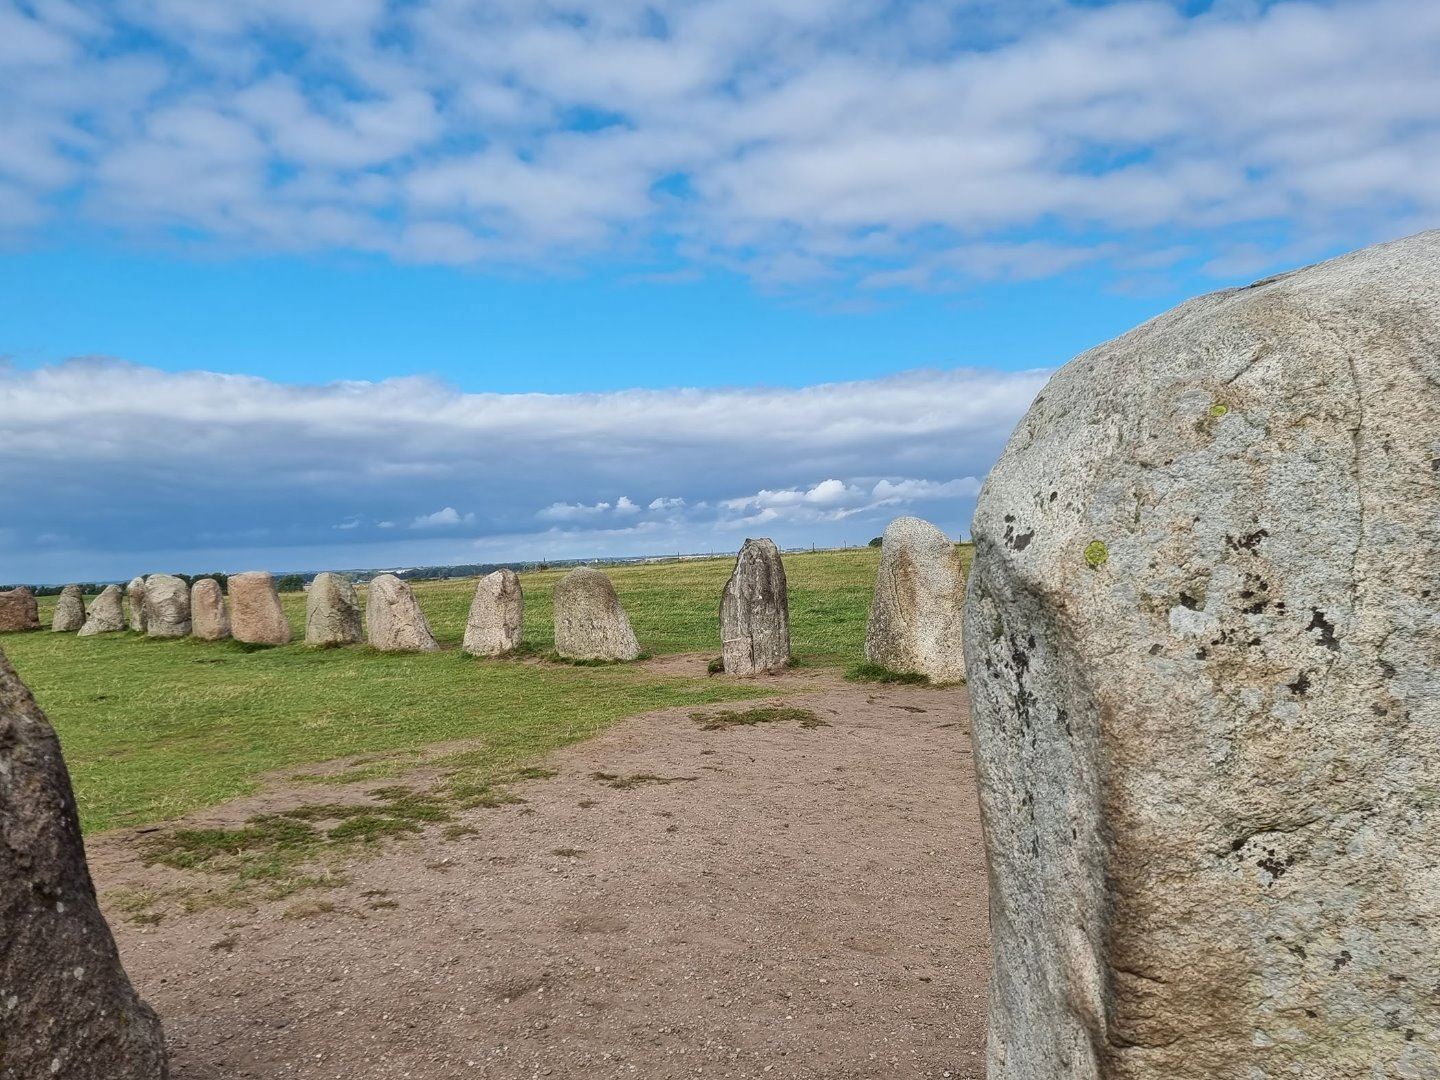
<box><xmin>2</xmin><ymin>0</ymin><xmax>1437</xmax><ymax>580</ymax></box>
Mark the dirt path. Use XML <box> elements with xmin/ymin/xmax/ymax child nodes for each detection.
<box><xmin>95</xmin><ymin>669</ymin><xmax>990</xmax><ymax>1080</ymax></box>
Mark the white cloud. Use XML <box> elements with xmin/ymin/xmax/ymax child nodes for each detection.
<box><xmin>648</xmin><ymin>496</ymin><xmax>686</xmax><ymax>511</ymax></box>
<box><xmin>872</xmin><ymin>477</ymin><xmax>982</xmax><ymax>501</ymax></box>
<box><xmin>411</xmin><ymin>506</ymin><xmax>475</xmax><ymax>529</ymax></box>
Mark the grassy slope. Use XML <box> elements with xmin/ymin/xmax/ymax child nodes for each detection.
<box><xmin>3</xmin><ymin>548</ymin><xmax>890</xmax><ymax>833</ymax></box>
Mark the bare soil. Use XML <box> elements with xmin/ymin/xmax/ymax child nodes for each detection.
<box><xmin>94</xmin><ymin>662</ymin><xmax>990</xmax><ymax>1079</ymax></box>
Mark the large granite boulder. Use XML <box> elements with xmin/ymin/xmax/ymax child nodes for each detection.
<box><xmin>189</xmin><ymin>578</ymin><xmax>231</xmax><ymax>641</ymax></box>
<box><xmin>305</xmin><ymin>573</ymin><xmax>362</xmax><ymax>647</ymax></box>
<box><xmin>0</xmin><ymin>647</ymin><xmax>170</xmax><ymax>1078</ymax></box>
<box><xmin>51</xmin><ymin>584</ymin><xmax>87</xmax><ymax>633</ymax></box>
<box><xmin>142</xmin><ymin>575</ymin><xmax>190</xmax><ymax>638</ymax></box>
<box><xmin>864</xmin><ymin>517</ymin><xmax>967</xmax><ymax>683</ymax></box>
<box><xmin>553</xmin><ymin>567</ymin><xmax>640</xmax><ymax>661</ymax></box>
<box><xmin>963</xmin><ymin>231</ymin><xmax>1440</xmax><ymax>1079</ymax></box>
<box><xmin>462</xmin><ymin>569</ymin><xmax>523</xmax><ymax>656</ymax></box>
<box><xmin>0</xmin><ymin>587</ymin><xmax>40</xmax><ymax>632</ymax></box>
<box><xmin>78</xmin><ymin>585</ymin><xmax>126</xmax><ymax>637</ymax></box>
<box><xmin>227</xmin><ymin>571</ymin><xmax>291</xmax><ymax>645</ymax></box>
<box><xmin>125</xmin><ymin>577</ymin><xmax>147</xmax><ymax>633</ymax></box>
<box><xmin>365</xmin><ymin>574</ymin><xmax>439</xmax><ymax>652</ymax></box>
<box><xmin>720</xmin><ymin>538</ymin><xmax>790</xmax><ymax>675</ymax></box>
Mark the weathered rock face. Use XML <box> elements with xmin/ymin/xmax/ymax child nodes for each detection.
<box><xmin>365</xmin><ymin>574</ymin><xmax>439</xmax><ymax>652</ymax></box>
<box><xmin>864</xmin><ymin>517</ymin><xmax>967</xmax><ymax>683</ymax></box>
<box><xmin>189</xmin><ymin>578</ymin><xmax>231</xmax><ymax>641</ymax></box>
<box><xmin>143</xmin><ymin>574</ymin><xmax>191</xmax><ymax>638</ymax></box>
<box><xmin>78</xmin><ymin>585</ymin><xmax>126</xmax><ymax>637</ymax></box>
<box><xmin>0</xmin><ymin>588</ymin><xmax>40</xmax><ymax>633</ymax></box>
<box><xmin>51</xmin><ymin>584</ymin><xmax>87</xmax><ymax>633</ymax></box>
<box><xmin>553</xmin><ymin>568</ymin><xmax>640</xmax><ymax>661</ymax></box>
<box><xmin>963</xmin><ymin>231</ymin><xmax>1440</xmax><ymax>1079</ymax></box>
<box><xmin>227</xmin><ymin>571</ymin><xmax>291</xmax><ymax>645</ymax></box>
<box><xmin>126</xmin><ymin>577</ymin><xmax>147</xmax><ymax>633</ymax></box>
<box><xmin>305</xmin><ymin>573</ymin><xmax>363</xmax><ymax>647</ymax></box>
<box><xmin>0</xmin><ymin>648</ymin><xmax>170</xmax><ymax>1078</ymax></box>
<box><xmin>720</xmin><ymin>538</ymin><xmax>790</xmax><ymax>675</ymax></box>
<box><xmin>462</xmin><ymin>569</ymin><xmax>523</xmax><ymax>656</ymax></box>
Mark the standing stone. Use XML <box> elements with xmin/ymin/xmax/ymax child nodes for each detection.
<box><xmin>0</xmin><ymin>647</ymin><xmax>169</xmax><ymax>1078</ymax></box>
<box><xmin>0</xmin><ymin>587</ymin><xmax>40</xmax><ymax>632</ymax></box>
<box><xmin>462</xmin><ymin>570</ymin><xmax>524</xmax><ymax>657</ymax></box>
<box><xmin>143</xmin><ymin>574</ymin><xmax>190</xmax><ymax>638</ymax></box>
<box><xmin>78</xmin><ymin>585</ymin><xmax>126</xmax><ymax>637</ymax></box>
<box><xmin>365</xmin><ymin>574</ymin><xmax>439</xmax><ymax>652</ymax></box>
<box><xmin>126</xmin><ymin>576</ymin><xmax>147</xmax><ymax>633</ymax></box>
<box><xmin>227</xmin><ymin>571</ymin><xmax>291</xmax><ymax>645</ymax></box>
<box><xmin>720</xmin><ymin>538</ymin><xmax>790</xmax><ymax>675</ymax></box>
<box><xmin>553</xmin><ymin>567</ymin><xmax>640</xmax><ymax>661</ymax></box>
<box><xmin>51</xmin><ymin>584</ymin><xmax>87</xmax><ymax>633</ymax></box>
<box><xmin>189</xmin><ymin>578</ymin><xmax>231</xmax><ymax>641</ymax></box>
<box><xmin>305</xmin><ymin>573</ymin><xmax>363</xmax><ymax>647</ymax></box>
<box><xmin>864</xmin><ymin>517</ymin><xmax>967</xmax><ymax>683</ymax></box>
<box><xmin>962</xmin><ymin>231</ymin><xmax>1440</xmax><ymax>1079</ymax></box>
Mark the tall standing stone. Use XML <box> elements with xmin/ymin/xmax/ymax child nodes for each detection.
<box><xmin>189</xmin><ymin>578</ymin><xmax>231</xmax><ymax>641</ymax></box>
<box><xmin>0</xmin><ymin>647</ymin><xmax>170</xmax><ymax>1078</ymax></box>
<box><xmin>126</xmin><ymin>577</ymin><xmax>147</xmax><ymax>633</ymax></box>
<box><xmin>143</xmin><ymin>574</ymin><xmax>190</xmax><ymax>638</ymax></box>
<box><xmin>0</xmin><ymin>587</ymin><xmax>40</xmax><ymax>632</ymax></box>
<box><xmin>864</xmin><ymin>517</ymin><xmax>967</xmax><ymax>683</ymax></box>
<box><xmin>365</xmin><ymin>574</ymin><xmax>439</xmax><ymax>652</ymax></box>
<box><xmin>720</xmin><ymin>538</ymin><xmax>790</xmax><ymax>675</ymax></box>
<box><xmin>227</xmin><ymin>571</ymin><xmax>291</xmax><ymax>645</ymax></box>
<box><xmin>306</xmin><ymin>573</ymin><xmax>363</xmax><ymax>647</ymax></box>
<box><xmin>553</xmin><ymin>567</ymin><xmax>640</xmax><ymax>661</ymax></box>
<box><xmin>462</xmin><ymin>569</ymin><xmax>523</xmax><ymax>657</ymax></box>
<box><xmin>962</xmin><ymin>232</ymin><xmax>1440</xmax><ymax>1079</ymax></box>
<box><xmin>78</xmin><ymin>585</ymin><xmax>126</xmax><ymax>637</ymax></box>
<box><xmin>51</xmin><ymin>584</ymin><xmax>87</xmax><ymax>633</ymax></box>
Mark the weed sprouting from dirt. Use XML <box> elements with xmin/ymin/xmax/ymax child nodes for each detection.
<box><xmin>706</xmin><ymin>656</ymin><xmax>725</xmax><ymax>675</ymax></box>
<box><xmin>590</xmin><ymin>771</ymin><xmax>698</xmax><ymax>790</ymax></box>
<box><xmin>844</xmin><ymin>662</ymin><xmax>931</xmax><ymax>686</ymax></box>
<box><xmin>690</xmin><ymin>706</ymin><xmax>828</xmax><ymax>731</ymax></box>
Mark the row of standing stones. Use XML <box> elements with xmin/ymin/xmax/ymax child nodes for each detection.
<box><xmin>4</xmin><ymin>228</ymin><xmax>1438</xmax><ymax>1077</ymax></box>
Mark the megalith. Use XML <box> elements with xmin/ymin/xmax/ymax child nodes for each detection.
<box><xmin>0</xmin><ymin>648</ymin><xmax>169</xmax><ymax>1078</ymax></box>
<box><xmin>189</xmin><ymin>578</ymin><xmax>231</xmax><ymax>641</ymax></box>
<box><xmin>864</xmin><ymin>517</ymin><xmax>967</xmax><ymax>683</ymax></box>
<box><xmin>78</xmin><ymin>585</ymin><xmax>126</xmax><ymax>637</ymax></box>
<box><xmin>305</xmin><ymin>573</ymin><xmax>363</xmax><ymax>647</ymax></box>
<box><xmin>51</xmin><ymin>584</ymin><xmax>87</xmax><ymax>633</ymax></box>
<box><xmin>125</xmin><ymin>576</ymin><xmax>147</xmax><ymax>633</ymax></box>
<box><xmin>462</xmin><ymin>569</ymin><xmax>523</xmax><ymax>656</ymax></box>
<box><xmin>365</xmin><ymin>574</ymin><xmax>439</xmax><ymax>652</ymax></box>
<box><xmin>962</xmin><ymin>231</ymin><xmax>1440</xmax><ymax>1079</ymax></box>
<box><xmin>142</xmin><ymin>575</ymin><xmax>190</xmax><ymax>638</ymax></box>
<box><xmin>227</xmin><ymin>571</ymin><xmax>291</xmax><ymax>645</ymax></box>
<box><xmin>0</xmin><ymin>587</ymin><xmax>40</xmax><ymax>632</ymax></box>
<box><xmin>553</xmin><ymin>567</ymin><xmax>640</xmax><ymax>661</ymax></box>
<box><xmin>720</xmin><ymin>538</ymin><xmax>790</xmax><ymax>675</ymax></box>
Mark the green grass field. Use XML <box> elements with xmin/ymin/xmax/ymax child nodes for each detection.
<box><xmin>2</xmin><ymin>548</ymin><xmax>903</xmax><ymax>834</ymax></box>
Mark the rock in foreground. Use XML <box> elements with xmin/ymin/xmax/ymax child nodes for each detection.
<box><xmin>126</xmin><ymin>577</ymin><xmax>147</xmax><ymax>632</ymax></box>
<box><xmin>963</xmin><ymin>231</ymin><xmax>1440</xmax><ymax>1078</ymax></box>
<box><xmin>720</xmin><ymin>538</ymin><xmax>790</xmax><ymax>675</ymax></box>
<box><xmin>0</xmin><ymin>588</ymin><xmax>40</xmax><ymax>633</ymax></box>
<box><xmin>228</xmin><ymin>571</ymin><xmax>291</xmax><ymax>645</ymax></box>
<box><xmin>553</xmin><ymin>568</ymin><xmax>640</xmax><ymax>661</ymax></box>
<box><xmin>51</xmin><ymin>584</ymin><xmax>86</xmax><ymax>633</ymax></box>
<box><xmin>78</xmin><ymin>585</ymin><xmax>126</xmax><ymax>637</ymax></box>
<box><xmin>189</xmin><ymin>578</ymin><xmax>231</xmax><ymax>641</ymax></box>
<box><xmin>306</xmin><ymin>573</ymin><xmax>363</xmax><ymax>647</ymax></box>
<box><xmin>365</xmin><ymin>574</ymin><xmax>439</xmax><ymax>652</ymax></box>
<box><xmin>143</xmin><ymin>575</ymin><xmax>191</xmax><ymax>638</ymax></box>
<box><xmin>0</xmin><ymin>648</ymin><xmax>169</xmax><ymax>1078</ymax></box>
<box><xmin>864</xmin><ymin>517</ymin><xmax>966</xmax><ymax>683</ymax></box>
<box><xmin>463</xmin><ymin>569</ymin><xmax>523</xmax><ymax>656</ymax></box>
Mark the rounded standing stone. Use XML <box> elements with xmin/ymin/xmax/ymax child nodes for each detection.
<box><xmin>78</xmin><ymin>585</ymin><xmax>126</xmax><ymax>637</ymax></box>
<box><xmin>720</xmin><ymin>538</ymin><xmax>790</xmax><ymax>675</ymax></box>
<box><xmin>0</xmin><ymin>587</ymin><xmax>41</xmax><ymax>633</ymax></box>
<box><xmin>365</xmin><ymin>574</ymin><xmax>439</xmax><ymax>652</ymax></box>
<box><xmin>227</xmin><ymin>571</ymin><xmax>291</xmax><ymax>645</ymax></box>
<box><xmin>553</xmin><ymin>567</ymin><xmax>640</xmax><ymax>661</ymax></box>
<box><xmin>125</xmin><ymin>576</ymin><xmax>147</xmax><ymax>633</ymax></box>
<box><xmin>963</xmin><ymin>231</ymin><xmax>1440</xmax><ymax>1079</ymax></box>
<box><xmin>143</xmin><ymin>574</ymin><xmax>191</xmax><ymax>638</ymax></box>
<box><xmin>0</xmin><ymin>647</ymin><xmax>170</xmax><ymax>1079</ymax></box>
<box><xmin>863</xmin><ymin>517</ymin><xmax>967</xmax><ymax>683</ymax></box>
<box><xmin>51</xmin><ymin>584</ymin><xmax>87</xmax><ymax>633</ymax></box>
<box><xmin>189</xmin><ymin>578</ymin><xmax>231</xmax><ymax>641</ymax></box>
<box><xmin>306</xmin><ymin>572</ymin><xmax>363</xmax><ymax>646</ymax></box>
<box><xmin>463</xmin><ymin>569</ymin><xmax>523</xmax><ymax>656</ymax></box>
